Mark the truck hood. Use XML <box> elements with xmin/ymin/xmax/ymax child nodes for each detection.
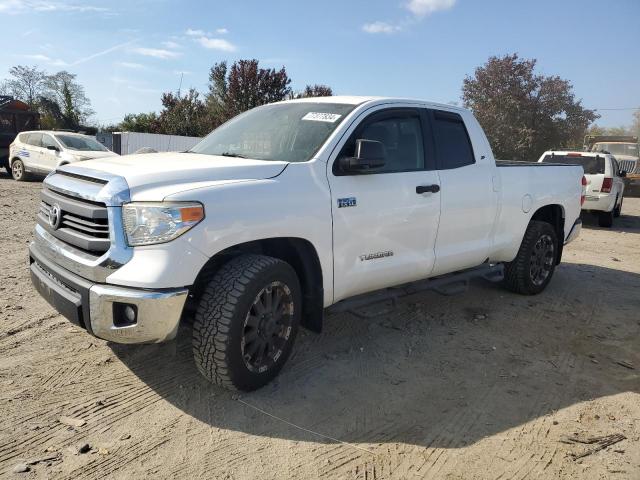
<box><xmin>65</xmin><ymin>152</ymin><xmax>288</xmax><ymax>200</ymax></box>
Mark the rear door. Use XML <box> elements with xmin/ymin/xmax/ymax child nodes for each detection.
<box><xmin>328</xmin><ymin>107</ymin><xmax>441</xmax><ymax>302</ymax></box>
<box><xmin>429</xmin><ymin>109</ymin><xmax>499</xmax><ymax>275</ymax></box>
<box><xmin>23</xmin><ymin>133</ymin><xmax>44</xmax><ymax>171</ymax></box>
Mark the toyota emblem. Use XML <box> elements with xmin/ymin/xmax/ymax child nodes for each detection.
<box><xmin>49</xmin><ymin>204</ymin><xmax>62</xmax><ymax>230</ymax></box>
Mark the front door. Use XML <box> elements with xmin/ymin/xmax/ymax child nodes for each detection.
<box><xmin>328</xmin><ymin>107</ymin><xmax>441</xmax><ymax>302</ymax></box>
<box><xmin>40</xmin><ymin>133</ymin><xmax>61</xmax><ymax>171</ymax></box>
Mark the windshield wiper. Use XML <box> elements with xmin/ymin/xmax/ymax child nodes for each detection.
<box><xmin>219</xmin><ymin>152</ymin><xmax>248</xmax><ymax>159</ymax></box>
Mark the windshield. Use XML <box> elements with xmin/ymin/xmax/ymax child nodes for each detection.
<box><xmin>541</xmin><ymin>154</ymin><xmax>604</xmax><ymax>174</ymax></box>
<box><xmin>55</xmin><ymin>134</ymin><xmax>109</xmax><ymax>152</ymax></box>
<box><xmin>592</xmin><ymin>143</ymin><xmax>639</xmax><ymax>157</ymax></box>
<box><xmin>190</xmin><ymin>102</ymin><xmax>356</xmax><ymax>162</ymax></box>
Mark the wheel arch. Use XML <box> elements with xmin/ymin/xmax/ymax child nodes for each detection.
<box><xmin>190</xmin><ymin>237</ymin><xmax>325</xmax><ymax>333</ymax></box>
<box><xmin>530</xmin><ymin>204</ymin><xmax>565</xmax><ymax>264</ymax></box>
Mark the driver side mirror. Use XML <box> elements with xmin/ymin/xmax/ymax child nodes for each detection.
<box><xmin>620</xmin><ymin>170</ymin><xmax>627</xmax><ymax>178</ymax></box>
<box><xmin>340</xmin><ymin>139</ymin><xmax>386</xmax><ymax>173</ymax></box>
<box><xmin>46</xmin><ymin>145</ymin><xmax>60</xmax><ymax>152</ymax></box>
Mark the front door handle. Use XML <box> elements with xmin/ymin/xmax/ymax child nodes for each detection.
<box><xmin>416</xmin><ymin>184</ymin><xmax>440</xmax><ymax>194</ymax></box>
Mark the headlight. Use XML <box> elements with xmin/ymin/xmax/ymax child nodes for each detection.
<box><xmin>122</xmin><ymin>202</ymin><xmax>204</xmax><ymax>246</ymax></box>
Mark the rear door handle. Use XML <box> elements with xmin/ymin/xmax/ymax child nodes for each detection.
<box><xmin>416</xmin><ymin>184</ymin><xmax>440</xmax><ymax>194</ymax></box>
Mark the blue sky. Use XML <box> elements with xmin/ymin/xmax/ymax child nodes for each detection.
<box><xmin>1</xmin><ymin>0</ymin><xmax>638</xmax><ymax>128</ymax></box>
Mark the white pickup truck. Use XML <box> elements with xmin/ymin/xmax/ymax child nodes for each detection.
<box><xmin>29</xmin><ymin>97</ymin><xmax>584</xmax><ymax>391</ymax></box>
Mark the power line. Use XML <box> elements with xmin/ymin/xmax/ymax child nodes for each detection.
<box><xmin>593</xmin><ymin>107</ymin><xmax>640</xmax><ymax>111</ymax></box>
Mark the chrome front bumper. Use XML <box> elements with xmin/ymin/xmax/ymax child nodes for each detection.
<box><xmin>89</xmin><ymin>283</ymin><xmax>188</xmax><ymax>343</ymax></box>
<box><xmin>30</xmin><ymin>243</ymin><xmax>188</xmax><ymax>344</ymax></box>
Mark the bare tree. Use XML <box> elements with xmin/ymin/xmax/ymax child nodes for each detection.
<box><xmin>2</xmin><ymin>65</ymin><xmax>47</xmax><ymax>108</ymax></box>
<box><xmin>44</xmin><ymin>71</ymin><xmax>94</xmax><ymax>125</ymax></box>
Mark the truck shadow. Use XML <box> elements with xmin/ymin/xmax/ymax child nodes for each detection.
<box><xmin>110</xmin><ymin>262</ymin><xmax>640</xmax><ymax>449</ymax></box>
<box><xmin>581</xmin><ymin>207</ymin><xmax>640</xmax><ymax>233</ymax></box>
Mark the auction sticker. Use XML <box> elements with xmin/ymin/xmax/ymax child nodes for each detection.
<box><xmin>302</xmin><ymin>112</ymin><xmax>342</xmax><ymax>123</ymax></box>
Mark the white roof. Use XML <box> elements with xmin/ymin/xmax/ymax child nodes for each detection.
<box><xmin>543</xmin><ymin>150</ymin><xmax>612</xmax><ymax>158</ymax></box>
<box><xmin>19</xmin><ymin>130</ymin><xmax>92</xmax><ymax>137</ymax></box>
<box><xmin>280</xmin><ymin>95</ymin><xmax>468</xmax><ymax>112</ymax></box>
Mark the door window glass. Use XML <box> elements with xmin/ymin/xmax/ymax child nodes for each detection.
<box><xmin>41</xmin><ymin>134</ymin><xmax>58</xmax><ymax>150</ymax></box>
<box><xmin>432</xmin><ymin>110</ymin><xmax>475</xmax><ymax>169</ymax></box>
<box><xmin>27</xmin><ymin>133</ymin><xmax>43</xmax><ymax>147</ymax></box>
<box><xmin>338</xmin><ymin>111</ymin><xmax>425</xmax><ymax>174</ymax></box>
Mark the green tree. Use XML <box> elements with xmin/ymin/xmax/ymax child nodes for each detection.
<box><xmin>294</xmin><ymin>84</ymin><xmax>333</xmax><ymax>98</ymax></box>
<box><xmin>118</xmin><ymin>112</ymin><xmax>160</xmax><ymax>133</ymax></box>
<box><xmin>157</xmin><ymin>88</ymin><xmax>209</xmax><ymax>136</ymax></box>
<box><xmin>462</xmin><ymin>54</ymin><xmax>599</xmax><ymax>160</ymax></box>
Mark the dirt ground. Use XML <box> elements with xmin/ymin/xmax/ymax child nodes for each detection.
<box><xmin>0</xmin><ymin>172</ymin><xmax>638</xmax><ymax>480</ymax></box>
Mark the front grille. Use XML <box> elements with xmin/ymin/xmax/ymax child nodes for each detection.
<box><xmin>37</xmin><ymin>187</ymin><xmax>111</xmax><ymax>255</ymax></box>
<box><xmin>618</xmin><ymin>159</ymin><xmax>637</xmax><ymax>174</ymax></box>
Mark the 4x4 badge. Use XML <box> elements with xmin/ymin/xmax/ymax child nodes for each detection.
<box><xmin>337</xmin><ymin>197</ymin><xmax>356</xmax><ymax>208</ymax></box>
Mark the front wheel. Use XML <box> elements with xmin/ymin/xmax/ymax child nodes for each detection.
<box><xmin>503</xmin><ymin>220</ymin><xmax>558</xmax><ymax>295</ymax></box>
<box><xmin>192</xmin><ymin>254</ymin><xmax>301</xmax><ymax>391</ymax></box>
<box><xmin>11</xmin><ymin>159</ymin><xmax>29</xmax><ymax>182</ymax></box>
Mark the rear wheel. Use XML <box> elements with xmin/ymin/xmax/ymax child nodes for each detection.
<box><xmin>11</xmin><ymin>159</ymin><xmax>28</xmax><ymax>182</ymax></box>
<box><xmin>613</xmin><ymin>197</ymin><xmax>622</xmax><ymax>218</ymax></box>
<box><xmin>598</xmin><ymin>209</ymin><xmax>613</xmax><ymax>228</ymax></box>
<box><xmin>503</xmin><ymin>221</ymin><xmax>558</xmax><ymax>295</ymax></box>
<box><xmin>192</xmin><ymin>254</ymin><xmax>301</xmax><ymax>391</ymax></box>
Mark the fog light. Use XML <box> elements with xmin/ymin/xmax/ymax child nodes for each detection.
<box><xmin>113</xmin><ymin>303</ymin><xmax>138</xmax><ymax>327</ymax></box>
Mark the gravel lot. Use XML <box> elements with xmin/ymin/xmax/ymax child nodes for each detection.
<box><xmin>0</xmin><ymin>172</ymin><xmax>639</xmax><ymax>479</ymax></box>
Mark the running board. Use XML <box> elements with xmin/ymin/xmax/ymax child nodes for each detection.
<box><xmin>327</xmin><ymin>263</ymin><xmax>504</xmax><ymax>316</ymax></box>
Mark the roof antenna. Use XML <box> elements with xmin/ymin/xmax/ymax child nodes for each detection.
<box><xmin>177</xmin><ymin>72</ymin><xmax>184</xmax><ymax>98</ymax></box>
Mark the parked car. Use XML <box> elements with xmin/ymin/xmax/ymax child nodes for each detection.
<box><xmin>29</xmin><ymin>97</ymin><xmax>584</xmax><ymax>391</ymax></box>
<box><xmin>8</xmin><ymin>130</ymin><xmax>118</xmax><ymax>181</ymax></box>
<box><xmin>538</xmin><ymin>150</ymin><xmax>625</xmax><ymax>227</ymax></box>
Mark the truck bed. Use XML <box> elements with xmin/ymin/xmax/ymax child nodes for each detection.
<box><xmin>496</xmin><ymin>160</ymin><xmax>575</xmax><ymax>167</ymax></box>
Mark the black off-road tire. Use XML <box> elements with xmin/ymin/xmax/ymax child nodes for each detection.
<box><xmin>503</xmin><ymin>220</ymin><xmax>558</xmax><ymax>295</ymax></box>
<box><xmin>598</xmin><ymin>209</ymin><xmax>613</xmax><ymax>228</ymax></box>
<box><xmin>613</xmin><ymin>197</ymin><xmax>622</xmax><ymax>218</ymax></box>
<box><xmin>192</xmin><ymin>254</ymin><xmax>301</xmax><ymax>391</ymax></box>
<box><xmin>11</xmin><ymin>159</ymin><xmax>28</xmax><ymax>182</ymax></box>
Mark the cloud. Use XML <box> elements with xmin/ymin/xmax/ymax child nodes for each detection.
<box><xmin>71</xmin><ymin>41</ymin><xmax>133</xmax><ymax>66</ymax></box>
<box><xmin>0</xmin><ymin>0</ymin><xmax>109</xmax><ymax>14</ymax></box>
<box><xmin>215</xmin><ymin>28</ymin><xmax>228</xmax><ymax>34</ymax></box>
<box><xmin>132</xmin><ymin>47</ymin><xmax>181</xmax><ymax>59</ymax></box>
<box><xmin>362</xmin><ymin>21</ymin><xmax>401</xmax><ymax>34</ymax></box>
<box><xmin>116</xmin><ymin>61</ymin><xmax>146</xmax><ymax>70</ymax></box>
<box><xmin>361</xmin><ymin>0</ymin><xmax>456</xmax><ymax>35</ymax></box>
<box><xmin>197</xmin><ymin>37</ymin><xmax>236</xmax><ymax>52</ymax></box>
<box><xmin>22</xmin><ymin>40</ymin><xmax>132</xmax><ymax>68</ymax></box>
<box><xmin>185</xmin><ymin>28</ymin><xmax>205</xmax><ymax>36</ymax></box>
<box><xmin>162</xmin><ymin>40</ymin><xmax>180</xmax><ymax>49</ymax></box>
<box><xmin>405</xmin><ymin>0</ymin><xmax>456</xmax><ymax>17</ymax></box>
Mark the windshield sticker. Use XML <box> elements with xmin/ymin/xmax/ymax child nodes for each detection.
<box><xmin>302</xmin><ymin>112</ymin><xmax>342</xmax><ymax>123</ymax></box>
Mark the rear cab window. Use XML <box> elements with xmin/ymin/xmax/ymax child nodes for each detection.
<box><xmin>541</xmin><ymin>154</ymin><xmax>605</xmax><ymax>175</ymax></box>
<box><xmin>431</xmin><ymin>110</ymin><xmax>475</xmax><ymax>170</ymax></box>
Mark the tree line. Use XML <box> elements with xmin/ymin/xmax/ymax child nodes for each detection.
<box><xmin>2</xmin><ymin>54</ymin><xmax>638</xmax><ymax>162</ymax></box>
<box><xmin>114</xmin><ymin>59</ymin><xmax>333</xmax><ymax>137</ymax></box>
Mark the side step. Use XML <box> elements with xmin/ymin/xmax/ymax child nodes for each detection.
<box><xmin>327</xmin><ymin>263</ymin><xmax>504</xmax><ymax>315</ymax></box>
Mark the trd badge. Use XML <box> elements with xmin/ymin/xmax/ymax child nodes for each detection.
<box><xmin>337</xmin><ymin>197</ymin><xmax>357</xmax><ymax>208</ymax></box>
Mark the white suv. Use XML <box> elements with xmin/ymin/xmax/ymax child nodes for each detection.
<box><xmin>8</xmin><ymin>131</ymin><xmax>117</xmax><ymax>181</ymax></box>
<box><xmin>538</xmin><ymin>151</ymin><xmax>625</xmax><ymax>227</ymax></box>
